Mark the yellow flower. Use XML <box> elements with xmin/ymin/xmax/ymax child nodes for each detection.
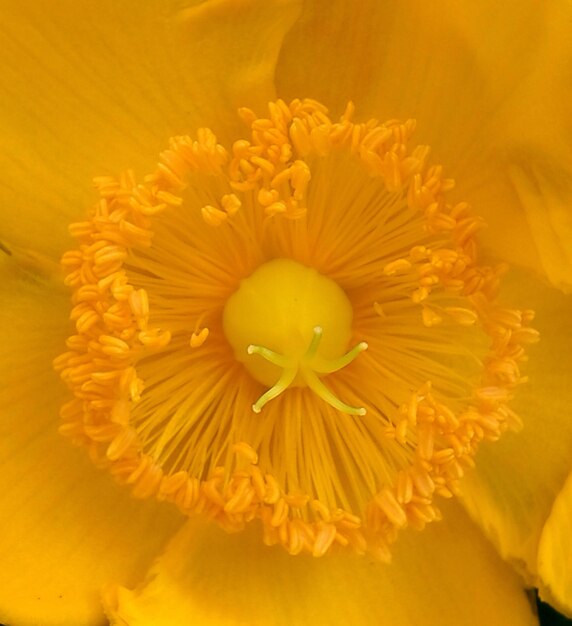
<box><xmin>1</xmin><ymin>1</ymin><xmax>571</xmax><ymax>625</ymax></box>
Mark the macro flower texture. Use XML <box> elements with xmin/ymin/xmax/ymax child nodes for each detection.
<box><xmin>1</xmin><ymin>1</ymin><xmax>572</xmax><ymax>625</ymax></box>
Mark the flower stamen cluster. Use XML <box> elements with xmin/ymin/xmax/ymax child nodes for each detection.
<box><xmin>54</xmin><ymin>98</ymin><xmax>537</xmax><ymax>559</ymax></box>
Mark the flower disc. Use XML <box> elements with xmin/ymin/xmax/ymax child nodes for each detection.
<box><xmin>55</xmin><ymin>99</ymin><xmax>537</xmax><ymax>559</ymax></box>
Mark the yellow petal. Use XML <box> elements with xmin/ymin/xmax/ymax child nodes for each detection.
<box><xmin>0</xmin><ymin>264</ymin><xmax>183</xmax><ymax>626</ymax></box>
<box><xmin>537</xmin><ymin>468</ymin><xmax>572</xmax><ymax>616</ymax></box>
<box><xmin>276</xmin><ymin>0</ymin><xmax>572</xmax><ymax>288</ymax></box>
<box><xmin>175</xmin><ymin>0</ymin><xmax>302</xmax><ymax>132</ymax></box>
<box><xmin>103</xmin><ymin>501</ymin><xmax>537</xmax><ymax>626</ymax></box>
<box><xmin>501</xmin><ymin>136</ymin><xmax>572</xmax><ymax>294</ymax></box>
<box><xmin>277</xmin><ymin>0</ymin><xmax>546</xmax><ymax>148</ymax></box>
<box><xmin>460</xmin><ymin>267</ymin><xmax>572</xmax><ymax>585</ymax></box>
<box><xmin>459</xmin><ymin>1</ymin><xmax>572</xmax><ymax>291</ymax></box>
<box><xmin>0</xmin><ymin>0</ymin><xmax>301</xmax><ymax>260</ymax></box>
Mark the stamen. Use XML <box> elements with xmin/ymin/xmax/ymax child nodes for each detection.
<box><xmin>190</xmin><ymin>327</ymin><xmax>209</xmax><ymax>348</ymax></box>
<box><xmin>248</xmin><ymin>326</ymin><xmax>368</xmax><ymax>415</ymax></box>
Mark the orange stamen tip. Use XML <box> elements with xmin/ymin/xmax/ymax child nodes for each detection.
<box><xmin>190</xmin><ymin>327</ymin><xmax>209</xmax><ymax>348</ymax></box>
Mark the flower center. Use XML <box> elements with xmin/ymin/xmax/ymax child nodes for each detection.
<box><xmin>222</xmin><ymin>258</ymin><xmax>367</xmax><ymax>414</ymax></box>
<box><xmin>54</xmin><ymin>97</ymin><xmax>537</xmax><ymax>560</ymax></box>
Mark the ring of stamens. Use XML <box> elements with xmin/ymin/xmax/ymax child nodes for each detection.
<box><xmin>54</xmin><ymin>98</ymin><xmax>537</xmax><ymax>560</ymax></box>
